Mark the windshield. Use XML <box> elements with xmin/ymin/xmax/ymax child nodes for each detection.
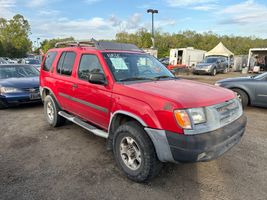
<box><xmin>26</xmin><ymin>59</ymin><xmax>40</xmax><ymax>64</ymax></box>
<box><xmin>203</xmin><ymin>57</ymin><xmax>219</xmax><ymax>63</ymax></box>
<box><xmin>253</xmin><ymin>72</ymin><xmax>267</xmax><ymax>80</ymax></box>
<box><xmin>102</xmin><ymin>52</ymin><xmax>174</xmax><ymax>82</ymax></box>
<box><xmin>0</xmin><ymin>65</ymin><xmax>39</xmax><ymax>79</ymax></box>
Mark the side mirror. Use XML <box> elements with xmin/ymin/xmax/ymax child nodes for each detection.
<box><xmin>89</xmin><ymin>73</ymin><xmax>106</xmax><ymax>85</ymax></box>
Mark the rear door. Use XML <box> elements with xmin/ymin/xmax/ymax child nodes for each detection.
<box><xmin>72</xmin><ymin>53</ymin><xmax>112</xmax><ymax>129</ymax></box>
<box><xmin>54</xmin><ymin>51</ymin><xmax>77</xmax><ymax>112</ymax></box>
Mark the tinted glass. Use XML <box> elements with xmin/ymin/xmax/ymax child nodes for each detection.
<box><xmin>57</xmin><ymin>52</ymin><xmax>66</xmax><ymax>74</ymax></box>
<box><xmin>43</xmin><ymin>52</ymin><xmax>57</xmax><ymax>71</ymax></box>
<box><xmin>204</xmin><ymin>57</ymin><xmax>218</xmax><ymax>63</ymax></box>
<box><xmin>0</xmin><ymin>65</ymin><xmax>39</xmax><ymax>79</ymax></box>
<box><xmin>78</xmin><ymin>54</ymin><xmax>103</xmax><ymax>80</ymax></box>
<box><xmin>61</xmin><ymin>52</ymin><xmax>76</xmax><ymax>76</ymax></box>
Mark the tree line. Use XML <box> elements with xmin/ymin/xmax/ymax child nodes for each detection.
<box><xmin>0</xmin><ymin>15</ymin><xmax>32</xmax><ymax>58</ymax></box>
<box><xmin>115</xmin><ymin>29</ymin><xmax>267</xmax><ymax>58</ymax></box>
<box><xmin>39</xmin><ymin>29</ymin><xmax>267</xmax><ymax>58</ymax></box>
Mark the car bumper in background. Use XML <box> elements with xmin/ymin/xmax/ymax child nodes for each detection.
<box><xmin>193</xmin><ymin>68</ymin><xmax>211</xmax><ymax>74</ymax></box>
<box><xmin>0</xmin><ymin>92</ymin><xmax>41</xmax><ymax>107</ymax></box>
<box><xmin>145</xmin><ymin>114</ymin><xmax>247</xmax><ymax>163</ymax></box>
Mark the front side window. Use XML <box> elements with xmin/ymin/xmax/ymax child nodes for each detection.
<box><xmin>102</xmin><ymin>52</ymin><xmax>174</xmax><ymax>82</ymax></box>
<box><xmin>56</xmin><ymin>51</ymin><xmax>76</xmax><ymax>76</ymax></box>
<box><xmin>78</xmin><ymin>54</ymin><xmax>103</xmax><ymax>80</ymax></box>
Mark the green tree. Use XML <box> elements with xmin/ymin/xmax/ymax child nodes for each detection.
<box><xmin>40</xmin><ymin>37</ymin><xmax>75</xmax><ymax>53</ymax></box>
<box><xmin>0</xmin><ymin>14</ymin><xmax>32</xmax><ymax>58</ymax></box>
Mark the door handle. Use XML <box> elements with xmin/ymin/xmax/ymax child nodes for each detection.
<box><xmin>72</xmin><ymin>83</ymin><xmax>78</xmax><ymax>88</ymax></box>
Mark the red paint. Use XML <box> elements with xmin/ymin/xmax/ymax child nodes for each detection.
<box><xmin>40</xmin><ymin>46</ymin><xmax>235</xmax><ymax>134</ymax></box>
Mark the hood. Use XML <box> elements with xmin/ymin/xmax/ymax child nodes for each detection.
<box><xmin>0</xmin><ymin>76</ymin><xmax>39</xmax><ymax>89</ymax></box>
<box><xmin>217</xmin><ymin>76</ymin><xmax>252</xmax><ymax>83</ymax></box>
<box><xmin>123</xmin><ymin>79</ymin><xmax>235</xmax><ymax>108</ymax></box>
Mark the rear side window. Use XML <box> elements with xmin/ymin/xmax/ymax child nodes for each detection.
<box><xmin>57</xmin><ymin>51</ymin><xmax>76</xmax><ymax>76</ymax></box>
<box><xmin>43</xmin><ymin>52</ymin><xmax>57</xmax><ymax>71</ymax></box>
<box><xmin>78</xmin><ymin>54</ymin><xmax>103</xmax><ymax>80</ymax></box>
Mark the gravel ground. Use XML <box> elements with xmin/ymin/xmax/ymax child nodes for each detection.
<box><xmin>0</xmin><ymin>72</ymin><xmax>267</xmax><ymax>200</ymax></box>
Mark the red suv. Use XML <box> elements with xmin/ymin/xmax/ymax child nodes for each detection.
<box><xmin>40</xmin><ymin>41</ymin><xmax>246</xmax><ymax>182</ymax></box>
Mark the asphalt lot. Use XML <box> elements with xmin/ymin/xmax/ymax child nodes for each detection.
<box><xmin>1</xmin><ymin>72</ymin><xmax>267</xmax><ymax>200</ymax></box>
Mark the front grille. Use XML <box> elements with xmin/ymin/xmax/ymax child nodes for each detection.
<box><xmin>214</xmin><ymin>99</ymin><xmax>241</xmax><ymax>126</ymax></box>
<box><xmin>21</xmin><ymin>87</ymin><xmax>39</xmax><ymax>93</ymax></box>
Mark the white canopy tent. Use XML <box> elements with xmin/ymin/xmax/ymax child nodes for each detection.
<box><xmin>205</xmin><ymin>42</ymin><xmax>234</xmax><ymax>57</ymax></box>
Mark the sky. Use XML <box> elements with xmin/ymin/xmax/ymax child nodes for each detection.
<box><xmin>1</xmin><ymin>0</ymin><xmax>267</xmax><ymax>45</ymax></box>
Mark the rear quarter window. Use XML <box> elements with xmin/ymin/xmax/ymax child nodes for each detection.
<box><xmin>43</xmin><ymin>52</ymin><xmax>57</xmax><ymax>71</ymax></box>
<box><xmin>56</xmin><ymin>51</ymin><xmax>76</xmax><ymax>76</ymax></box>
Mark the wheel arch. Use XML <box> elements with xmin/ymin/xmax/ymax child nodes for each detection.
<box><xmin>106</xmin><ymin>111</ymin><xmax>148</xmax><ymax>150</ymax></box>
<box><xmin>229</xmin><ymin>87</ymin><xmax>251</xmax><ymax>105</ymax></box>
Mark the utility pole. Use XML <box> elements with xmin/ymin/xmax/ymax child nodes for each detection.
<box><xmin>147</xmin><ymin>9</ymin><xmax>158</xmax><ymax>49</ymax></box>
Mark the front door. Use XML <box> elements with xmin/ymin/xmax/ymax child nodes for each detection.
<box><xmin>255</xmin><ymin>76</ymin><xmax>267</xmax><ymax>106</ymax></box>
<box><xmin>72</xmin><ymin>53</ymin><xmax>112</xmax><ymax>129</ymax></box>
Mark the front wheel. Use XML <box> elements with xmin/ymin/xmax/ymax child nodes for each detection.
<box><xmin>211</xmin><ymin>68</ymin><xmax>217</xmax><ymax>76</ymax></box>
<box><xmin>113</xmin><ymin>121</ymin><xmax>162</xmax><ymax>182</ymax></box>
<box><xmin>231</xmin><ymin>89</ymin><xmax>249</xmax><ymax>108</ymax></box>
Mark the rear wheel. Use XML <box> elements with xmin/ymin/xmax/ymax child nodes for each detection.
<box><xmin>232</xmin><ymin>88</ymin><xmax>249</xmax><ymax>108</ymax></box>
<box><xmin>223</xmin><ymin>67</ymin><xmax>229</xmax><ymax>73</ymax></box>
<box><xmin>44</xmin><ymin>95</ymin><xmax>65</xmax><ymax>127</ymax></box>
<box><xmin>113</xmin><ymin>121</ymin><xmax>162</xmax><ymax>182</ymax></box>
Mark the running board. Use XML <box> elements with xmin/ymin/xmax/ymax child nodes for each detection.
<box><xmin>58</xmin><ymin>111</ymin><xmax>108</xmax><ymax>138</ymax></box>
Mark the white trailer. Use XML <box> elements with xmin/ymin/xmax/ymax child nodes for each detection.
<box><xmin>169</xmin><ymin>47</ymin><xmax>206</xmax><ymax>67</ymax></box>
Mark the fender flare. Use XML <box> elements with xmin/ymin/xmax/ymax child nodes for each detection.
<box><xmin>108</xmin><ymin>110</ymin><xmax>147</xmax><ymax>134</ymax></box>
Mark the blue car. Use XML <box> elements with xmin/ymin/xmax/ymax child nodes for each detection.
<box><xmin>0</xmin><ymin>64</ymin><xmax>41</xmax><ymax>108</ymax></box>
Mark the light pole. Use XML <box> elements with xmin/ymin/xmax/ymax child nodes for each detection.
<box><xmin>37</xmin><ymin>37</ymin><xmax>40</xmax><ymax>48</ymax></box>
<box><xmin>147</xmin><ymin>9</ymin><xmax>158</xmax><ymax>49</ymax></box>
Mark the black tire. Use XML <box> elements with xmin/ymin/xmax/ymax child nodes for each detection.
<box><xmin>44</xmin><ymin>95</ymin><xmax>65</xmax><ymax>127</ymax></box>
<box><xmin>0</xmin><ymin>100</ymin><xmax>8</xmax><ymax>109</ymax></box>
<box><xmin>231</xmin><ymin>88</ymin><xmax>249</xmax><ymax>108</ymax></box>
<box><xmin>211</xmin><ymin>68</ymin><xmax>217</xmax><ymax>76</ymax></box>
<box><xmin>113</xmin><ymin>121</ymin><xmax>162</xmax><ymax>182</ymax></box>
<box><xmin>223</xmin><ymin>67</ymin><xmax>229</xmax><ymax>74</ymax></box>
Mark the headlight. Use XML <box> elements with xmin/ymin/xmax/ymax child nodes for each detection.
<box><xmin>188</xmin><ymin>108</ymin><xmax>206</xmax><ymax>124</ymax></box>
<box><xmin>214</xmin><ymin>82</ymin><xmax>221</xmax><ymax>86</ymax></box>
<box><xmin>0</xmin><ymin>87</ymin><xmax>21</xmax><ymax>94</ymax></box>
<box><xmin>174</xmin><ymin>108</ymin><xmax>206</xmax><ymax>129</ymax></box>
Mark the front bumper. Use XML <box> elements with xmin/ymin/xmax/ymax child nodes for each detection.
<box><xmin>193</xmin><ymin>68</ymin><xmax>211</xmax><ymax>74</ymax></box>
<box><xmin>0</xmin><ymin>93</ymin><xmax>41</xmax><ymax>107</ymax></box>
<box><xmin>145</xmin><ymin>114</ymin><xmax>247</xmax><ymax>163</ymax></box>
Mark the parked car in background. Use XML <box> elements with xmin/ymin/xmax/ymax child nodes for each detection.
<box><xmin>2</xmin><ymin>57</ymin><xmax>17</xmax><ymax>64</ymax></box>
<box><xmin>215</xmin><ymin>72</ymin><xmax>267</xmax><ymax>108</ymax></box>
<box><xmin>158</xmin><ymin>57</ymin><xmax>169</xmax><ymax>66</ymax></box>
<box><xmin>193</xmin><ymin>56</ymin><xmax>228</xmax><ymax>76</ymax></box>
<box><xmin>21</xmin><ymin>58</ymin><xmax>41</xmax><ymax>70</ymax></box>
<box><xmin>0</xmin><ymin>64</ymin><xmax>41</xmax><ymax>108</ymax></box>
<box><xmin>0</xmin><ymin>58</ymin><xmax>9</xmax><ymax>64</ymax></box>
<box><xmin>40</xmin><ymin>40</ymin><xmax>246</xmax><ymax>182</ymax></box>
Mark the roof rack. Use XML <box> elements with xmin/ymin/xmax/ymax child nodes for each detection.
<box><xmin>55</xmin><ymin>40</ymin><xmax>95</xmax><ymax>48</ymax></box>
<box><xmin>55</xmin><ymin>39</ymin><xmax>144</xmax><ymax>52</ymax></box>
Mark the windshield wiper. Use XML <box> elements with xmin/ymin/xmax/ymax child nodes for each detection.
<box><xmin>118</xmin><ymin>77</ymin><xmax>155</xmax><ymax>82</ymax></box>
<box><xmin>153</xmin><ymin>75</ymin><xmax>176</xmax><ymax>80</ymax></box>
